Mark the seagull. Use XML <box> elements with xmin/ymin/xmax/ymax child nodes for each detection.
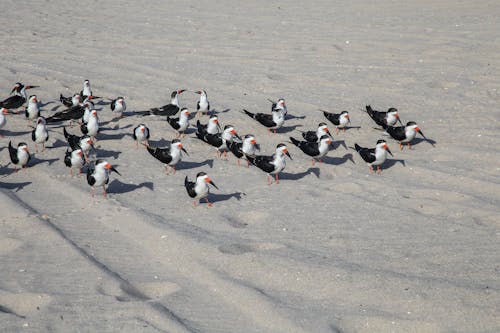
<box><xmin>132</xmin><ymin>124</ymin><xmax>150</xmax><ymax>148</ymax></box>
<box><xmin>31</xmin><ymin>117</ymin><xmax>49</xmax><ymax>152</ymax></box>
<box><xmin>167</xmin><ymin>108</ymin><xmax>190</xmax><ymax>137</ymax></box>
<box><xmin>8</xmin><ymin>141</ymin><xmax>30</xmax><ymax>171</ymax></box>
<box><xmin>300</xmin><ymin>123</ymin><xmax>332</xmax><ymax>142</ymax></box>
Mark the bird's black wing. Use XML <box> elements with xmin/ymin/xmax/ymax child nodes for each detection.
<box><xmin>184</xmin><ymin>176</ymin><xmax>197</xmax><ymax>198</ymax></box>
<box><xmin>290</xmin><ymin>137</ymin><xmax>320</xmax><ymax>157</ymax></box>
<box><xmin>254</xmin><ymin>113</ymin><xmax>275</xmax><ymax>127</ymax></box>
<box><xmin>301</xmin><ymin>131</ymin><xmax>318</xmax><ymax>142</ymax></box>
<box><xmin>167</xmin><ymin>116</ymin><xmax>180</xmax><ymax>130</ymax></box>
<box><xmin>227</xmin><ymin>140</ymin><xmax>244</xmax><ymax>158</ymax></box>
<box><xmin>110</xmin><ymin>99</ymin><xmax>116</xmax><ymax>111</ymax></box>
<box><xmin>383</xmin><ymin>125</ymin><xmax>406</xmax><ymax>141</ymax></box>
<box><xmin>323</xmin><ymin>111</ymin><xmax>340</xmax><ymax>126</ymax></box>
<box><xmin>64</xmin><ymin>150</ymin><xmax>72</xmax><ymax>167</ymax></box>
<box><xmin>247</xmin><ymin>154</ymin><xmax>275</xmax><ymax>173</ymax></box>
<box><xmin>8</xmin><ymin>141</ymin><xmax>19</xmax><ymax>164</ymax></box>
<box><xmin>147</xmin><ymin>146</ymin><xmax>172</xmax><ymax>164</ymax></box>
<box><xmin>355</xmin><ymin>144</ymin><xmax>376</xmax><ymax>163</ymax></box>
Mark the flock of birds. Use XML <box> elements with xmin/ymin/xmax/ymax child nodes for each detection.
<box><xmin>0</xmin><ymin>80</ymin><xmax>434</xmax><ymax>206</ymax></box>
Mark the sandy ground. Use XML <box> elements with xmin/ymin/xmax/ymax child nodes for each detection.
<box><xmin>1</xmin><ymin>0</ymin><xmax>499</xmax><ymax>332</ymax></box>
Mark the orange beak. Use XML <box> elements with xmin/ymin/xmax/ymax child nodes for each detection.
<box><xmin>87</xmin><ymin>139</ymin><xmax>93</xmax><ymax>145</ymax></box>
<box><xmin>327</xmin><ymin>139</ymin><xmax>332</xmax><ymax>145</ymax></box>
<box><xmin>78</xmin><ymin>151</ymin><xmax>83</xmax><ymax>157</ymax></box>
<box><xmin>33</xmin><ymin>97</ymin><xmax>37</xmax><ymax>102</ymax></box>
<box><xmin>2</xmin><ymin>108</ymin><xmax>8</xmax><ymax>114</ymax></box>
<box><xmin>415</xmin><ymin>127</ymin><xmax>421</xmax><ymax>132</ymax></box>
<box><xmin>230</xmin><ymin>129</ymin><xmax>236</xmax><ymax>135</ymax></box>
<box><xmin>23</xmin><ymin>147</ymin><xmax>29</xmax><ymax>152</ymax></box>
<box><xmin>178</xmin><ymin>144</ymin><xmax>183</xmax><ymax>149</ymax></box>
<box><xmin>105</xmin><ymin>163</ymin><xmax>112</xmax><ymax>169</ymax></box>
<box><xmin>140</xmin><ymin>127</ymin><xmax>145</xmax><ymax>133</ymax></box>
<box><xmin>250</xmin><ymin>139</ymin><xmax>256</xmax><ymax>145</ymax></box>
<box><xmin>214</xmin><ymin>119</ymin><xmax>219</xmax><ymax>123</ymax></box>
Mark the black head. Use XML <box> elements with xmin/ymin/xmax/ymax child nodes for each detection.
<box><xmin>406</xmin><ymin>121</ymin><xmax>417</xmax><ymax>126</ymax></box>
<box><xmin>318</xmin><ymin>122</ymin><xmax>328</xmax><ymax>127</ymax></box>
<box><xmin>277</xmin><ymin>143</ymin><xmax>287</xmax><ymax>149</ymax></box>
<box><xmin>171</xmin><ymin>139</ymin><xmax>181</xmax><ymax>144</ymax></box>
<box><xmin>243</xmin><ymin>134</ymin><xmax>255</xmax><ymax>139</ymax></box>
<box><xmin>376</xmin><ymin>139</ymin><xmax>387</xmax><ymax>145</ymax></box>
<box><xmin>223</xmin><ymin>124</ymin><xmax>234</xmax><ymax>130</ymax></box>
<box><xmin>319</xmin><ymin>134</ymin><xmax>330</xmax><ymax>141</ymax></box>
<box><xmin>340</xmin><ymin>111</ymin><xmax>349</xmax><ymax>115</ymax></box>
<box><xmin>18</xmin><ymin>142</ymin><xmax>28</xmax><ymax>148</ymax></box>
<box><xmin>388</xmin><ymin>107</ymin><xmax>398</xmax><ymax>112</ymax></box>
<box><xmin>209</xmin><ymin>114</ymin><xmax>218</xmax><ymax>119</ymax></box>
<box><xmin>196</xmin><ymin>171</ymin><xmax>207</xmax><ymax>178</ymax></box>
<box><xmin>170</xmin><ymin>91</ymin><xmax>178</xmax><ymax>98</ymax></box>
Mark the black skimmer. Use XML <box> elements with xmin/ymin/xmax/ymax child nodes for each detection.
<box><xmin>195</xmin><ymin>90</ymin><xmax>210</xmax><ymax>116</ymax></box>
<box><xmin>147</xmin><ymin>139</ymin><xmax>188</xmax><ymax>175</ymax></box>
<box><xmin>167</xmin><ymin>108</ymin><xmax>190</xmax><ymax>137</ymax></box>
<box><xmin>25</xmin><ymin>95</ymin><xmax>41</xmax><ymax>123</ymax></box>
<box><xmin>268</xmin><ymin>98</ymin><xmax>287</xmax><ymax>115</ymax></box>
<box><xmin>290</xmin><ymin>135</ymin><xmax>332</xmax><ymax>166</ymax></box>
<box><xmin>300</xmin><ymin>123</ymin><xmax>332</xmax><ymax>142</ymax></box>
<box><xmin>8</xmin><ymin>141</ymin><xmax>30</xmax><ymax>171</ymax></box>
<box><xmin>63</xmin><ymin>127</ymin><xmax>94</xmax><ymax>158</ymax></box>
<box><xmin>184</xmin><ymin>172</ymin><xmax>219</xmax><ymax>207</ymax></box>
<box><xmin>247</xmin><ymin>143</ymin><xmax>292</xmax><ymax>185</ymax></box>
<box><xmin>0</xmin><ymin>108</ymin><xmax>8</xmax><ymax>137</ymax></box>
<box><xmin>382</xmin><ymin>121</ymin><xmax>430</xmax><ymax>150</ymax></box>
<box><xmin>133</xmin><ymin>124</ymin><xmax>150</xmax><ymax>148</ymax></box>
<box><xmin>365</xmin><ymin>105</ymin><xmax>402</xmax><ymax>127</ymax></box>
<box><xmin>243</xmin><ymin>107</ymin><xmax>286</xmax><ymax>134</ymax></box>
<box><xmin>227</xmin><ymin>134</ymin><xmax>259</xmax><ymax>167</ymax></box>
<box><xmin>60</xmin><ymin>93</ymin><xmax>81</xmax><ymax>107</ymax></box>
<box><xmin>64</xmin><ymin>148</ymin><xmax>85</xmax><ymax>176</ymax></box>
<box><xmin>0</xmin><ymin>83</ymin><xmax>38</xmax><ymax>111</ymax></box>
<box><xmin>46</xmin><ymin>102</ymin><xmax>87</xmax><ymax>124</ymax></box>
<box><xmin>195</xmin><ymin>114</ymin><xmax>221</xmax><ymax>137</ymax></box>
<box><xmin>196</xmin><ymin>124</ymin><xmax>240</xmax><ymax>158</ymax></box>
<box><xmin>86</xmin><ymin>160</ymin><xmax>120</xmax><ymax>198</ymax></box>
<box><xmin>353</xmin><ymin>139</ymin><xmax>393</xmax><ymax>174</ymax></box>
<box><xmin>80</xmin><ymin>79</ymin><xmax>92</xmax><ymax>98</ymax></box>
<box><xmin>110</xmin><ymin>97</ymin><xmax>126</xmax><ymax>118</ymax></box>
<box><xmin>322</xmin><ymin>110</ymin><xmax>350</xmax><ymax>133</ymax></box>
<box><xmin>145</xmin><ymin>89</ymin><xmax>186</xmax><ymax>116</ymax></box>
<box><xmin>80</xmin><ymin>110</ymin><xmax>99</xmax><ymax>140</ymax></box>
<box><xmin>31</xmin><ymin>117</ymin><xmax>49</xmax><ymax>152</ymax></box>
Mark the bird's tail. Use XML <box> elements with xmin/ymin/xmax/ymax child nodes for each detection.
<box><xmin>246</xmin><ymin>155</ymin><xmax>256</xmax><ymax>166</ymax></box>
<box><xmin>365</xmin><ymin>105</ymin><xmax>374</xmax><ymax>115</ymax></box>
<box><xmin>354</xmin><ymin>143</ymin><xmax>362</xmax><ymax>152</ymax></box>
<box><xmin>184</xmin><ymin>175</ymin><xmax>189</xmax><ymax>187</ymax></box>
<box><xmin>146</xmin><ymin>145</ymin><xmax>157</xmax><ymax>158</ymax></box>
<box><xmin>63</xmin><ymin>126</ymin><xmax>70</xmax><ymax>139</ymax></box>
<box><xmin>289</xmin><ymin>136</ymin><xmax>300</xmax><ymax>147</ymax></box>
<box><xmin>242</xmin><ymin>109</ymin><xmax>255</xmax><ymax>118</ymax></box>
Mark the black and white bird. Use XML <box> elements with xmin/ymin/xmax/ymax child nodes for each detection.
<box><xmin>60</xmin><ymin>93</ymin><xmax>81</xmax><ymax>108</ymax></box>
<box><xmin>46</xmin><ymin>102</ymin><xmax>87</xmax><ymax>124</ymax></box>
<box><xmin>25</xmin><ymin>95</ymin><xmax>41</xmax><ymax>122</ymax></box>
<box><xmin>63</xmin><ymin>127</ymin><xmax>94</xmax><ymax>159</ymax></box>
<box><xmin>132</xmin><ymin>124</ymin><xmax>150</xmax><ymax>148</ymax></box>
<box><xmin>365</xmin><ymin>105</ymin><xmax>402</xmax><ymax>127</ymax></box>
<box><xmin>64</xmin><ymin>148</ymin><xmax>85</xmax><ymax>176</ymax></box>
<box><xmin>8</xmin><ymin>141</ymin><xmax>30</xmax><ymax>171</ymax></box>
<box><xmin>227</xmin><ymin>134</ymin><xmax>259</xmax><ymax>166</ymax></box>
<box><xmin>195</xmin><ymin>114</ymin><xmax>221</xmax><ymax>137</ymax></box>
<box><xmin>167</xmin><ymin>108</ymin><xmax>190</xmax><ymax>137</ymax></box>
<box><xmin>80</xmin><ymin>110</ymin><xmax>99</xmax><ymax>140</ymax></box>
<box><xmin>80</xmin><ymin>79</ymin><xmax>92</xmax><ymax>98</ymax></box>
<box><xmin>195</xmin><ymin>90</ymin><xmax>210</xmax><ymax>115</ymax></box>
<box><xmin>247</xmin><ymin>143</ymin><xmax>292</xmax><ymax>185</ymax></box>
<box><xmin>290</xmin><ymin>135</ymin><xmax>332</xmax><ymax>166</ymax></box>
<box><xmin>0</xmin><ymin>83</ymin><xmax>38</xmax><ymax>110</ymax></box>
<box><xmin>269</xmin><ymin>98</ymin><xmax>287</xmax><ymax>116</ymax></box>
<box><xmin>354</xmin><ymin>139</ymin><xmax>393</xmax><ymax>174</ymax></box>
<box><xmin>147</xmin><ymin>139</ymin><xmax>188</xmax><ymax>175</ymax></box>
<box><xmin>301</xmin><ymin>123</ymin><xmax>332</xmax><ymax>142</ymax></box>
<box><xmin>382</xmin><ymin>121</ymin><xmax>430</xmax><ymax>150</ymax></box>
<box><xmin>110</xmin><ymin>97</ymin><xmax>126</xmax><ymax>118</ymax></box>
<box><xmin>243</xmin><ymin>106</ymin><xmax>286</xmax><ymax>133</ymax></box>
<box><xmin>196</xmin><ymin>124</ymin><xmax>241</xmax><ymax>157</ymax></box>
<box><xmin>322</xmin><ymin>110</ymin><xmax>351</xmax><ymax>133</ymax></box>
<box><xmin>31</xmin><ymin>117</ymin><xmax>49</xmax><ymax>152</ymax></box>
<box><xmin>86</xmin><ymin>160</ymin><xmax>120</xmax><ymax>198</ymax></box>
<box><xmin>184</xmin><ymin>172</ymin><xmax>219</xmax><ymax>207</ymax></box>
<box><xmin>0</xmin><ymin>108</ymin><xmax>8</xmax><ymax>136</ymax></box>
<box><xmin>145</xmin><ymin>89</ymin><xmax>186</xmax><ymax>116</ymax></box>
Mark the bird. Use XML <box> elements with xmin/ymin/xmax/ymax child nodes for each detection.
<box><xmin>63</xmin><ymin>127</ymin><xmax>94</xmax><ymax>159</ymax></box>
<box><xmin>147</xmin><ymin>139</ymin><xmax>188</xmax><ymax>175</ymax></box>
<box><xmin>167</xmin><ymin>108</ymin><xmax>190</xmax><ymax>137</ymax></box>
<box><xmin>196</xmin><ymin>124</ymin><xmax>241</xmax><ymax>158</ymax></box>
<box><xmin>353</xmin><ymin>139</ymin><xmax>393</xmax><ymax>174</ymax></box>
<box><xmin>81</xmin><ymin>103</ymin><xmax>94</xmax><ymax>124</ymax></box>
<box><xmin>86</xmin><ymin>160</ymin><xmax>120</xmax><ymax>198</ymax></box>
<box><xmin>80</xmin><ymin>79</ymin><xmax>92</xmax><ymax>98</ymax></box>
<box><xmin>322</xmin><ymin>110</ymin><xmax>351</xmax><ymax>133</ymax></box>
<box><xmin>8</xmin><ymin>141</ymin><xmax>31</xmax><ymax>171</ymax></box>
<box><xmin>242</xmin><ymin>107</ymin><xmax>285</xmax><ymax>133</ymax></box>
<box><xmin>268</xmin><ymin>98</ymin><xmax>287</xmax><ymax>116</ymax></box>
<box><xmin>59</xmin><ymin>93</ymin><xmax>81</xmax><ymax>107</ymax></box>
<box><xmin>382</xmin><ymin>121</ymin><xmax>430</xmax><ymax>150</ymax></box>
<box><xmin>290</xmin><ymin>135</ymin><xmax>332</xmax><ymax>166</ymax></box>
<box><xmin>195</xmin><ymin>90</ymin><xmax>210</xmax><ymax>116</ymax></box>
<box><xmin>365</xmin><ymin>105</ymin><xmax>402</xmax><ymax>127</ymax></box>
<box><xmin>195</xmin><ymin>114</ymin><xmax>221</xmax><ymax>137</ymax></box>
<box><xmin>132</xmin><ymin>124</ymin><xmax>150</xmax><ymax>148</ymax></box>
<box><xmin>0</xmin><ymin>83</ymin><xmax>38</xmax><ymax>110</ymax></box>
<box><xmin>80</xmin><ymin>110</ymin><xmax>99</xmax><ymax>140</ymax></box>
<box><xmin>64</xmin><ymin>148</ymin><xmax>85</xmax><ymax>176</ymax></box>
<box><xmin>247</xmin><ymin>143</ymin><xmax>292</xmax><ymax>185</ymax></box>
<box><xmin>46</xmin><ymin>102</ymin><xmax>87</xmax><ymax>124</ymax></box>
<box><xmin>31</xmin><ymin>117</ymin><xmax>49</xmax><ymax>152</ymax></box>
<box><xmin>227</xmin><ymin>134</ymin><xmax>259</xmax><ymax>166</ymax></box>
<box><xmin>184</xmin><ymin>172</ymin><xmax>219</xmax><ymax>207</ymax></box>
<box><xmin>110</xmin><ymin>96</ymin><xmax>126</xmax><ymax>118</ymax></box>
<box><xmin>144</xmin><ymin>89</ymin><xmax>186</xmax><ymax>116</ymax></box>
<box><xmin>300</xmin><ymin>123</ymin><xmax>332</xmax><ymax>142</ymax></box>
<box><xmin>0</xmin><ymin>108</ymin><xmax>8</xmax><ymax>137</ymax></box>
<box><xmin>25</xmin><ymin>95</ymin><xmax>41</xmax><ymax>123</ymax></box>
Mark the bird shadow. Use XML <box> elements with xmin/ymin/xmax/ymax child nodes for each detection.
<box><xmin>209</xmin><ymin>191</ymin><xmax>245</xmax><ymax>203</ymax></box>
<box><xmin>97</xmin><ymin>132</ymin><xmax>130</xmax><ymax>141</ymax></box>
<box><xmin>412</xmin><ymin>137</ymin><xmax>437</xmax><ymax>147</ymax></box>
<box><xmin>148</xmin><ymin>139</ymin><xmax>171</xmax><ymax>147</ymax></box>
<box><xmin>335</xmin><ymin>125</ymin><xmax>361</xmax><ymax>133</ymax></box>
<box><xmin>210</xmin><ymin>108</ymin><xmax>231</xmax><ymax>115</ymax></box>
<box><xmin>39</xmin><ymin>101</ymin><xmax>54</xmax><ymax>108</ymax></box>
<box><xmin>280</xmin><ymin>167</ymin><xmax>320</xmax><ymax>180</ymax></box>
<box><xmin>277</xmin><ymin>124</ymin><xmax>303</xmax><ymax>133</ymax></box>
<box><xmin>0</xmin><ymin>181</ymin><xmax>32</xmax><ymax>191</ymax></box>
<box><xmin>2</xmin><ymin>129</ymin><xmax>31</xmax><ymax>137</ymax></box>
<box><xmin>381</xmin><ymin>159</ymin><xmax>406</xmax><ymax>170</ymax></box>
<box><xmin>107</xmin><ymin>179</ymin><xmax>154</xmax><ymax>194</ymax></box>
<box><xmin>179</xmin><ymin>159</ymin><xmax>214</xmax><ymax>170</ymax></box>
<box><xmin>331</xmin><ymin>140</ymin><xmax>348</xmax><ymax>150</ymax></box>
<box><xmin>30</xmin><ymin>157</ymin><xmax>59</xmax><ymax>167</ymax></box>
<box><xmin>322</xmin><ymin>153</ymin><xmax>355</xmax><ymax>166</ymax></box>
<box><xmin>285</xmin><ymin>114</ymin><xmax>306</xmax><ymax>120</ymax></box>
<box><xmin>47</xmin><ymin>138</ymin><xmax>68</xmax><ymax>149</ymax></box>
<box><xmin>94</xmin><ymin>148</ymin><xmax>121</xmax><ymax>160</ymax></box>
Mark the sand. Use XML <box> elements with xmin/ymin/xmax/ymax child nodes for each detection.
<box><xmin>1</xmin><ymin>0</ymin><xmax>499</xmax><ymax>332</ymax></box>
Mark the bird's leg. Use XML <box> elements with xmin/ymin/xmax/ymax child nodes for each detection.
<box><xmin>311</xmin><ymin>159</ymin><xmax>315</xmax><ymax>166</ymax></box>
<box><xmin>369</xmin><ymin>165</ymin><xmax>374</xmax><ymax>174</ymax></box>
<box><xmin>246</xmin><ymin>160</ymin><xmax>250</xmax><ymax>168</ymax></box>
<box><xmin>145</xmin><ymin>140</ymin><xmax>149</xmax><ymax>147</ymax></box>
<box><xmin>237</xmin><ymin>159</ymin><xmax>240</xmax><ymax>167</ymax></box>
<box><xmin>275</xmin><ymin>174</ymin><xmax>279</xmax><ymax>184</ymax></box>
<box><xmin>274</xmin><ymin>129</ymin><xmax>276</xmax><ymax>134</ymax></box>
<box><xmin>91</xmin><ymin>186</ymin><xmax>95</xmax><ymax>197</ymax></box>
<box><xmin>336</xmin><ymin>128</ymin><xmax>339</xmax><ymax>135</ymax></box>
<box><xmin>102</xmin><ymin>185</ymin><xmax>107</xmax><ymax>198</ymax></box>
<box><xmin>407</xmin><ymin>143</ymin><xmax>411</xmax><ymax>150</ymax></box>
<box><xmin>135</xmin><ymin>141</ymin><xmax>138</xmax><ymax>149</ymax></box>
<box><xmin>193</xmin><ymin>200</ymin><xmax>198</xmax><ymax>207</ymax></box>
<box><xmin>70</xmin><ymin>168</ymin><xmax>74</xmax><ymax>177</ymax></box>
<box><xmin>205</xmin><ymin>197</ymin><xmax>213</xmax><ymax>207</ymax></box>
<box><xmin>165</xmin><ymin>165</ymin><xmax>170</xmax><ymax>175</ymax></box>
<box><xmin>172</xmin><ymin>166</ymin><xmax>176</xmax><ymax>175</ymax></box>
<box><xmin>42</xmin><ymin>143</ymin><xmax>46</xmax><ymax>152</ymax></box>
<box><xmin>223</xmin><ymin>150</ymin><xmax>227</xmax><ymax>159</ymax></box>
<box><xmin>319</xmin><ymin>159</ymin><xmax>323</xmax><ymax>164</ymax></box>
<box><xmin>400</xmin><ymin>143</ymin><xmax>403</xmax><ymax>150</ymax></box>
<box><xmin>377</xmin><ymin>166</ymin><xmax>382</xmax><ymax>174</ymax></box>
<box><xmin>343</xmin><ymin>127</ymin><xmax>346</xmax><ymax>133</ymax></box>
<box><xmin>267</xmin><ymin>175</ymin><xmax>271</xmax><ymax>186</ymax></box>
